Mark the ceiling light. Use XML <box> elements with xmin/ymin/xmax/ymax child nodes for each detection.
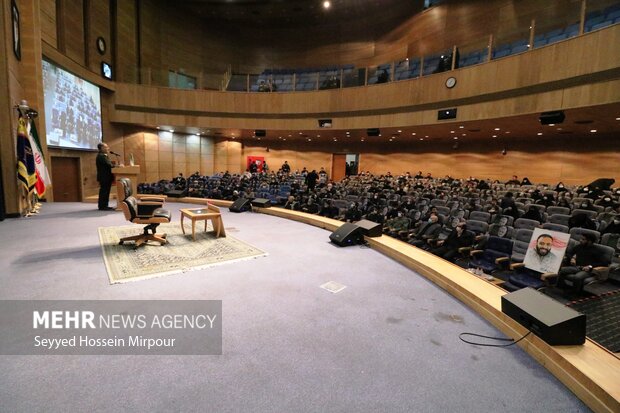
<box><xmin>450</xmin><ymin>131</ymin><xmax>455</xmax><ymax>133</ymax></box>
<box><xmin>590</xmin><ymin>129</ymin><xmax>597</xmax><ymax>133</ymax></box>
<box><xmin>505</xmin><ymin>131</ymin><xmax>510</xmax><ymax>134</ymax></box>
<box><xmin>308</xmin><ymin>138</ymin><xmax>312</xmax><ymax>141</ymax></box>
<box><xmin>397</xmin><ymin>130</ymin><xmax>402</xmax><ymax>133</ymax></box>
<box><xmin>537</xmin><ymin>132</ymin><xmax>543</xmax><ymax>136</ymax></box>
<box><xmin>419</xmin><ymin>138</ymin><xmax>424</xmax><ymax>141</ymax></box>
<box><xmin>411</xmin><ymin>132</ymin><xmax>416</xmax><ymax>135</ymax></box>
<box><xmin>323</xmin><ymin>1</ymin><xmax>331</xmax><ymax>9</ymax></box>
<box><xmin>156</xmin><ymin>126</ymin><xmax>160</xmax><ymax>130</ymax></box>
<box><xmin>299</xmin><ymin>132</ymin><xmax>303</xmax><ymax>135</ymax></box>
<box><xmin>616</xmin><ymin>117</ymin><xmax>620</xmax><ymax>121</ymax></box>
<box><xmin>462</xmin><ymin>133</ymin><xmax>466</xmax><ymax>136</ymax></box>
<box><xmin>494</xmin><ymin>128</ymin><xmax>500</xmax><ymax>131</ymax></box>
<box><xmin>453</xmin><ymin>137</ymin><xmax>458</xmax><ymax>140</ymax></box>
<box><xmin>425</xmin><ymin>135</ymin><xmax>429</xmax><ymax>138</ymax></box>
<box><xmin>459</xmin><ymin>125</ymin><xmax>464</xmax><ymax>129</ymax></box>
<box><xmin>549</xmin><ymin>124</ymin><xmax>555</xmax><ymax>126</ymax></box>
<box><xmin>492</xmin><ymin>135</ymin><xmax>497</xmax><ymax>138</ymax></box>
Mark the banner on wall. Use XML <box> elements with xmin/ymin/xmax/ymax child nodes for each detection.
<box><xmin>247</xmin><ymin>156</ymin><xmax>265</xmax><ymax>173</ymax></box>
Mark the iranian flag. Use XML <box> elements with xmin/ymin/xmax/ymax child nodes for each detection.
<box><xmin>27</xmin><ymin>119</ymin><xmax>52</xmax><ymax>197</ymax></box>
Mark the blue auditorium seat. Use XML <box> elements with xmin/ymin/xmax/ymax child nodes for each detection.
<box><xmin>585</xmin><ymin>14</ymin><xmax>606</xmax><ymax>31</ymax></box>
<box><xmin>546</xmin><ymin>33</ymin><xmax>568</xmax><ymax>45</ymax></box>
<box><xmin>591</xmin><ymin>20</ymin><xmax>614</xmax><ymax>31</ymax></box>
<box><xmin>492</xmin><ymin>45</ymin><xmax>511</xmax><ymax>59</ymax></box>
<box><xmin>565</xmin><ymin>23</ymin><xmax>579</xmax><ymax>38</ymax></box>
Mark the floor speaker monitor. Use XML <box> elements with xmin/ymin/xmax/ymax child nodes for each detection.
<box><xmin>251</xmin><ymin>198</ymin><xmax>271</xmax><ymax>208</ymax></box>
<box><xmin>329</xmin><ymin>223</ymin><xmax>363</xmax><ymax>247</ymax></box>
<box><xmin>501</xmin><ymin>288</ymin><xmax>586</xmax><ymax>345</ymax></box>
<box><xmin>229</xmin><ymin>198</ymin><xmax>251</xmax><ymax>213</ymax></box>
<box><xmin>354</xmin><ymin>219</ymin><xmax>382</xmax><ymax>237</ymax></box>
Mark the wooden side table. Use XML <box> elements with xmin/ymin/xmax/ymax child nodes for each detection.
<box><xmin>180</xmin><ymin>206</ymin><xmax>226</xmax><ymax>241</ymax></box>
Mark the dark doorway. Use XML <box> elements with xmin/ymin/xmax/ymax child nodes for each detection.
<box><xmin>51</xmin><ymin>157</ymin><xmax>81</xmax><ymax>202</ymax></box>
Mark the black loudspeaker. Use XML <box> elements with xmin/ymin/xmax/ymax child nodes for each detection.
<box><xmin>501</xmin><ymin>288</ymin><xmax>586</xmax><ymax>345</ymax></box>
<box><xmin>255</xmin><ymin>129</ymin><xmax>266</xmax><ymax>137</ymax></box>
<box><xmin>438</xmin><ymin>108</ymin><xmax>457</xmax><ymax>120</ymax></box>
<box><xmin>539</xmin><ymin>110</ymin><xmax>565</xmax><ymax>125</ymax></box>
<box><xmin>251</xmin><ymin>198</ymin><xmax>271</xmax><ymax>208</ymax></box>
<box><xmin>367</xmin><ymin>128</ymin><xmax>380</xmax><ymax>136</ymax></box>
<box><xmin>354</xmin><ymin>219</ymin><xmax>382</xmax><ymax>237</ymax></box>
<box><xmin>329</xmin><ymin>223</ymin><xmax>363</xmax><ymax>247</ymax></box>
<box><xmin>229</xmin><ymin>198</ymin><xmax>251</xmax><ymax>213</ymax></box>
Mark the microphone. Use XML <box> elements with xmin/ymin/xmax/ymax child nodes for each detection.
<box><xmin>110</xmin><ymin>151</ymin><xmax>121</xmax><ymax>156</ymax></box>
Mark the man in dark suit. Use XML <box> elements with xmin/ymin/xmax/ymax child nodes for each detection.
<box><xmin>96</xmin><ymin>142</ymin><xmax>114</xmax><ymax>211</ymax></box>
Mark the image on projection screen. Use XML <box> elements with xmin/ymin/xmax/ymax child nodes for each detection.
<box><xmin>42</xmin><ymin>60</ymin><xmax>102</xmax><ymax>150</ymax></box>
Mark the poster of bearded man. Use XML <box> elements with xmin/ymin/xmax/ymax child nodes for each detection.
<box><xmin>523</xmin><ymin>228</ymin><xmax>570</xmax><ymax>274</ymax></box>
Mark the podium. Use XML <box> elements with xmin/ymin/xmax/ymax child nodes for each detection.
<box><xmin>114</xmin><ymin>165</ymin><xmax>140</xmax><ymax>210</ymax></box>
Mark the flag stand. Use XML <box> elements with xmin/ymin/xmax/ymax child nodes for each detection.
<box><xmin>15</xmin><ymin>100</ymin><xmax>48</xmax><ymax>217</ymax></box>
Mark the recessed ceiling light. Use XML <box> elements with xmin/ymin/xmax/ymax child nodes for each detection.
<box><xmin>453</xmin><ymin>137</ymin><xmax>458</xmax><ymax>140</ymax></box>
<box><xmin>425</xmin><ymin>135</ymin><xmax>429</xmax><ymax>138</ymax></box>
<box><xmin>494</xmin><ymin>128</ymin><xmax>500</xmax><ymax>131</ymax></box>
<box><xmin>459</xmin><ymin>126</ymin><xmax>464</xmax><ymax>129</ymax></box>
<box><xmin>462</xmin><ymin>133</ymin><xmax>466</xmax><ymax>136</ymax></box>
<box><xmin>419</xmin><ymin>138</ymin><xmax>424</xmax><ymax>141</ymax></box>
<box><xmin>557</xmin><ymin>127</ymin><xmax>562</xmax><ymax>131</ymax></box>
<box><xmin>317</xmin><ymin>134</ymin><xmax>321</xmax><ymax>137</ymax></box>
<box><xmin>616</xmin><ymin>117</ymin><xmax>620</xmax><ymax>121</ymax></box>
<box><xmin>411</xmin><ymin>132</ymin><xmax>416</xmax><ymax>135</ymax></box>
<box><xmin>283</xmin><ymin>138</ymin><xmax>286</xmax><ymax>141</ymax></box>
<box><xmin>288</xmin><ymin>135</ymin><xmax>292</xmax><ymax>137</ymax></box>
<box><xmin>333</xmin><ymin>138</ymin><xmax>338</xmax><ymax>141</ymax></box>
<box><xmin>323</xmin><ymin>1</ymin><xmax>331</xmax><ymax>9</ymax></box>
<box><xmin>308</xmin><ymin>138</ymin><xmax>312</xmax><ymax>141</ymax></box>
<box><xmin>505</xmin><ymin>131</ymin><xmax>510</xmax><ymax>134</ymax></box>
<box><xmin>156</xmin><ymin>126</ymin><xmax>160</xmax><ymax>129</ymax></box>
<box><xmin>397</xmin><ymin>130</ymin><xmax>402</xmax><ymax>133</ymax></box>
<box><xmin>492</xmin><ymin>135</ymin><xmax>497</xmax><ymax>138</ymax></box>
<box><xmin>590</xmin><ymin>129</ymin><xmax>597</xmax><ymax>133</ymax></box>
<box><xmin>195</xmin><ymin>133</ymin><xmax>200</xmax><ymax>136</ymax></box>
<box><xmin>378</xmin><ymin>134</ymin><xmax>382</xmax><ymax>137</ymax></box>
<box><xmin>361</xmin><ymin>138</ymin><xmax>365</xmax><ymax>142</ymax></box>
<box><xmin>450</xmin><ymin>131</ymin><xmax>455</xmax><ymax>133</ymax></box>
<box><xmin>299</xmin><ymin>132</ymin><xmax>303</xmax><ymax>135</ymax></box>
<box><xmin>537</xmin><ymin>132</ymin><xmax>543</xmax><ymax>135</ymax></box>
<box><xmin>257</xmin><ymin>137</ymin><xmax>261</xmax><ymax>140</ymax></box>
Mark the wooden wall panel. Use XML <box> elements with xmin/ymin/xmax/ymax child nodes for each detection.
<box><xmin>60</xmin><ymin>0</ymin><xmax>85</xmax><ymax>64</ymax></box>
<box><xmin>138</xmin><ymin>0</ymin><xmax>162</xmax><ymax>85</ymax></box>
<box><xmin>115</xmin><ymin>0</ymin><xmax>137</xmax><ymax>83</ymax></box>
<box><xmin>86</xmin><ymin>0</ymin><xmax>110</xmax><ymax>74</ymax></box>
<box><xmin>40</xmin><ymin>0</ymin><xmax>56</xmax><ymax>47</ymax></box>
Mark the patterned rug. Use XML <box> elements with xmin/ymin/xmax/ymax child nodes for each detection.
<box><xmin>98</xmin><ymin>223</ymin><xmax>267</xmax><ymax>284</ymax></box>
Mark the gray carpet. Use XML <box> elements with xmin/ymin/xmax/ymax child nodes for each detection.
<box><xmin>0</xmin><ymin>202</ymin><xmax>589</xmax><ymax>412</ymax></box>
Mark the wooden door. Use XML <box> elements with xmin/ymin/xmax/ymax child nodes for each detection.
<box><xmin>331</xmin><ymin>154</ymin><xmax>346</xmax><ymax>182</ymax></box>
<box><xmin>51</xmin><ymin>157</ymin><xmax>81</xmax><ymax>202</ymax></box>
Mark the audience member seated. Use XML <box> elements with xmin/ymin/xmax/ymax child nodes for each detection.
<box><xmin>408</xmin><ymin>214</ymin><xmax>442</xmax><ymax>247</ymax></box>
<box><xmin>429</xmin><ymin>223</ymin><xmax>474</xmax><ymax>262</ymax></box>
<box><xmin>556</xmin><ymin>233</ymin><xmax>610</xmax><ymax>296</ymax></box>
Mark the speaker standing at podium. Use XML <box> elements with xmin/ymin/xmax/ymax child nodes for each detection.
<box><xmin>96</xmin><ymin>143</ymin><xmax>114</xmax><ymax>211</ymax></box>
